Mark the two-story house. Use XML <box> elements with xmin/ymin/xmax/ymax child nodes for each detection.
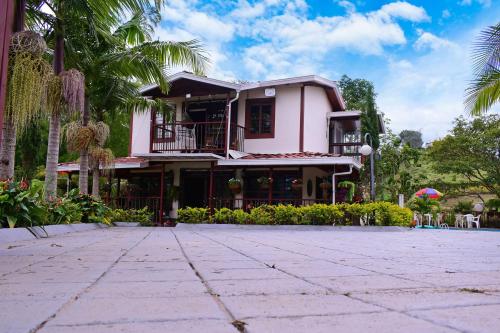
<box><xmin>59</xmin><ymin>71</ymin><xmax>384</xmax><ymax>222</ymax></box>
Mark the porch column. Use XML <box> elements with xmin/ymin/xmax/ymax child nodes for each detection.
<box><xmin>116</xmin><ymin>176</ymin><xmax>121</xmax><ymax>208</ymax></box>
<box><xmin>159</xmin><ymin>164</ymin><xmax>165</xmax><ymax>222</ymax></box>
<box><xmin>209</xmin><ymin>161</ymin><xmax>214</xmax><ymax>214</ymax></box>
<box><xmin>171</xmin><ymin>165</ymin><xmax>180</xmax><ymax>218</ymax></box>
<box><xmin>268</xmin><ymin>168</ymin><xmax>273</xmax><ymax>204</ymax></box>
<box><xmin>234</xmin><ymin>168</ymin><xmax>243</xmax><ymax>209</ymax></box>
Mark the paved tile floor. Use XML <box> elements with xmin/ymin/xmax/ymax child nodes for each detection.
<box><xmin>1</xmin><ymin>225</ymin><xmax>500</xmax><ymax>333</ymax></box>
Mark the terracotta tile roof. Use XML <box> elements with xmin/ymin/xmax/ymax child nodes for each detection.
<box><xmin>58</xmin><ymin>156</ymin><xmax>146</xmax><ymax>167</ymax></box>
<box><xmin>241</xmin><ymin>152</ymin><xmax>340</xmax><ymax>159</ymax></box>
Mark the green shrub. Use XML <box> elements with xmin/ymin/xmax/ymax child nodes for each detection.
<box><xmin>67</xmin><ymin>189</ymin><xmax>110</xmax><ymax>224</ymax></box>
<box><xmin>233</xmin><ymin>209</ymin><xmax>250</xmax><ymax>224</ymax></box>
<box><xmin>0</xmin><ymin>179</ymin><xmax>46</xmax><ymax>228</ymax></box>
<box><xmin>177</xmin><ymin>207</ymin><xmax>209</xmax><ymax>223</ymax></box>
<box><xmin>407</xmin><ymin>195</ymin><xmax>441</xmax><ymax>216</ymax></box>
<box><xmin>486</xmin><ymin>198</ymin><xmax>500</xmax><ymax>211</ymax></box>
<box><xmin>368</xmin><ymin>202</ymin><xmax>413</xmax><ymax>226</ymax></box>
<box><xmin>45</xmin><ymin>197</ymin><xmax>83</xmax><ymax>225</ymax></box>
<box><xmin>109</xmin><ymin>207</ymin><xmax>153</xmax><ymax>226</ymax></box>
<box><xmin>301</xmin><ymin>204</ymin><xmax>343</xmax><ymax>225</ymax></box>
<box><xmin>453</xmin><ymin>200</ymin><xmax>473</xmax><ymax>214</ymax></box>
<box><xmin>212</xmin><ymin>208</ymin><xmax>234</xmax><ymax>224</ymax></box>
<box><xmin>249</xmin><ymin>205</ymin><xmax>276</xmax><ymax>225</ymax></box>
<box><xmin>274</xmin><ymin>204</ymin><xmax>301</xmax><ymax>225</ymax></box>
<box><xmin>340</xmin><ymin>202</ymin><xmax>369</xmax><ymax>225</ymax></box>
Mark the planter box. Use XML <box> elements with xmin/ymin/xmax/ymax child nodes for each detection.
<box><xmin>113</xmin><ymin>222</ymin><xmax>140</xmax><ymax>227</ymax></box>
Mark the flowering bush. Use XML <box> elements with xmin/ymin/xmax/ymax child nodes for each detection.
<box><xmin>0</xmin><ymin>179</ymin><xmax>46</xmax><ymax>228</ymax></box>
<box><xmin>67</xmin><ymin>189</ymin><xmax>111</xmax><ymax>224</ymax></box>
<box><xmin>45</xmin><ymin>197</ymin><xmax>83</xmax><ymax>225</ymax></box>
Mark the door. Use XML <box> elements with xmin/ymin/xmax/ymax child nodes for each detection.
<box><xmin>181</xmin><ymin>170</ymin><xmax>208</xmax><ymax>208</ymax></box>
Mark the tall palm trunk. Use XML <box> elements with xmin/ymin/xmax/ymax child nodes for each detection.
<box><xmin>92</xmin><ymin>168</ymin><xmax>100</xmax><ymax>199</ymax></box>
<box><xmin>0</xmin><ymin>118</ymin><xmax>16</xmax><ymax>179</ymax></box>
<box><xmin>44</xmin><ymin>12</ymin><xmax>64</xmax><ymax>200</ymax></box>
<box><xmin>0</xmin><ymin>0</ymin><xmax>26</xmax><ymax>180</ymax></box>
<box><xmin>79</xmin><ymin>98</ymin><xmax>90</xmax><ymax>194</ymax></box>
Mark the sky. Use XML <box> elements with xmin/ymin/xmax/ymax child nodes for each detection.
<box><xmin>156</xmin><ymin>0</ymin><xmax>500</xmax><ymax>143</ymax></box>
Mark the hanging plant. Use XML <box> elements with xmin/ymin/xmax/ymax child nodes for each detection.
<box><xmin>60</xmin><ymin>69</ymin><xmax>85</xmax><ymax>115</ymax></box>
<box><xmin>257</xmin><ymin>176</ymin><xmax>273</xmax><ymax>189</ymax></box>
<box><xmin>291</xmin><ymin>178</ymin><xmax>303</xmax><ymax>191</ymax></box>
<box><xmin>338</xmin><ymin>181</ymin><xmax>356</xmax><ymax>203</ymax></box>
<box><xmin>228</xmin><ymin>178</ymin><xmax>242</xmax><ymax>194</ymax></box>
<box><xmin>6</xmin><ymin>31</ymin><xmax>53</xmax><ymax>134</ymax></box>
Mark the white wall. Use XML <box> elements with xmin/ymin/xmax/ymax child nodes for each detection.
<box><xmin>131</xmin><ymin>110</ymin><xmax>151</xmax><ymax>155</ymax></box>
<box><xmin>303</xmin><ymin>86</ymin><xmax>330</xmax><ymax>153</ymax></box>
<box><xmin>239</xmin><ymin>86</ymin><xmax>301</xmax><ymax>154</ymax></box>
<box><xmin>302</xmin><ymin>167</ymin><xmax>328</xmax><ymax>200</ymax></box>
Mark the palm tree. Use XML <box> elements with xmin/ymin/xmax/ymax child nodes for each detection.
<box><xmin>62</xmin><ymin>10</ymin><xmax>207</xmax><ymax>195</ymax></box>
<box><xmin>27</xmin><ymin>0</ymin><xmax>168</xmax><ymax>199</ymax></box>
<box><xmin>465</xmin><ymin>23</ymin><xmax>500</xmax><ymax>115</ymax></box>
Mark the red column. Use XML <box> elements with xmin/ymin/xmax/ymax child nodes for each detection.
<box><xmin>208</xmin><ymin>161</ymin><xmax>214</xmax><ymax>214</ymax></box>
<box><xmin>268</xmin><ymin>168</ymin><xmax>273</xmax><ymax>204</ymax></box>
<box><xmin>0</xmin><ymin>0</ymin><xmax>15</xmax><ymax>145</ymax></box>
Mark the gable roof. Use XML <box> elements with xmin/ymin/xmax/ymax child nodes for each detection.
<box><xmin>140</xmin><ymin>72</ymin><xmax>346</xmax><ymax>110</ymax></box>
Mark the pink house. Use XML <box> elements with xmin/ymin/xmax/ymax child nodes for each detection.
<box><xmin>59</xmin><ymin>72</ymin><xmax>383</xmax><ymax>222</ymax></box>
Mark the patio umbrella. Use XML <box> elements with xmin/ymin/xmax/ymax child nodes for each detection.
<box><xmin>415</xmin><ymin>188</ymin><xmax>443</xmax><ymax>199</ymax></box>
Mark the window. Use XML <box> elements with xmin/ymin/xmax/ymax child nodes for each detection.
<box><xmin>245</xmin><ymin>98</ymin><xmax>275</xmax><ymax>139</ymax></box>
<box><xmin>153</xmin><ymin>108</ymin><xmax>174</xmax><ymax>142</ymax></box>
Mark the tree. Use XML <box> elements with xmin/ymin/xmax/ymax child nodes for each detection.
<box><xmin>465</xmin><ymin>23</ymin><xmax>500</xmax><ymax>115</ymax></box>
<box><xmin>399</xmin><ymin>130</ymin><xmax>423</xmax><ymax>148</ymax></box>
<box><xmin>338</xmin><ymin>75</ymin><xmax>380</xmax><ymax>149</ymax></box>
<box><xmin>61</xmin><ymin>10</ymin><xmax>207</xmax><ymax>195</ymax></box>
<box><xmin>27</xmin><ymin>0</ymin><xmax>168</xmax><ymax>199</ymax></box>
<box><xmin>376</xmin><ymin>129</ymin><xmax>424</xmax><ymax>202</ymax></box>
<box><xmin>427</xmin><ymin>115</ymin><xmax>500</xmax><ymax>199</ymax></box>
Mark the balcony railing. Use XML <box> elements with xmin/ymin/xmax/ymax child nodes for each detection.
<box><xmin>329</xmin><ymin>142</ymin><xmax>362</xmax><ymax>156</ymax></box>
<box><xmin>151</xmin><ymin>121</ymin><xmax>245</xmax><ymax>154</ymax></box>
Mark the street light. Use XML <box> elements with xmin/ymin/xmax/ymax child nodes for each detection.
<box><xmin>360</xmin><ymin>133</ymin><xmax>375</xmax><ymax>201</ymax></box>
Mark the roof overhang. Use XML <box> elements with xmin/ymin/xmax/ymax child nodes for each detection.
<box><xmin>218</xmin><ymin>156</ymin><xmax>361</xmax><ymax>169</ymax></box>
<box><xmin>133</xmin><ymin>153</ymin><xmax>224</xmax><ymax>162</ymax></box>
<box><xmin>327</xmin><ymin>110</ymin><xmax>362</xmax><ymax>118</ymax></box>
<box><xmin>58</xmin><ymin>160</ymin><xmax>149</xmax><ymax>172</ymax></box>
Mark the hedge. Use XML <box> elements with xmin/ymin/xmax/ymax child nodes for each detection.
<box><xmin>177</xmin><ymin>203</ymin><xmax>413</xmax><ymax>227</ymax></box>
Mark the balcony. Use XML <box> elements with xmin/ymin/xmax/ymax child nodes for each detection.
<box><xmin>151</xmin><ymin>121</ymin><xmax>245</xmax><ymax>154</ymax></box>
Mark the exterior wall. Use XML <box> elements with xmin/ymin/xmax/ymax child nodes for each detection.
<box><xmin>302</xmin><ymin>167</ymin><xmax>328</xmax><ymax>201</ymax></box>
<box><xmin>303</xmin><ymin>86</ymin><xmax>331</xmax><ymax>153</ymax></box>
<box><xmin>130</xmin><ymin>109</ymin><xmax>151</xmax><ymax>155</ymax></box>
<box><xmin>239</xmin><ymin>86</ymin><xmax>301</xmax><ymax>154</ymax></box>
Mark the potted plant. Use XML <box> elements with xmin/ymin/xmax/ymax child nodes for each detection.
<box><xmin>257</xmin><ymin>176</ymin><xmax>273</xmax><ymax>190</ymax></box>
<box><xmin>319</xmin><ymin>179</ymin><xmax>332</xmax><ymax>200</ymax></box>
<box><xmin>228</xmin><ymin>178</ymin><xmax>242</xmax><ymax>194</ymax></box>
<box><xmin>291</xmin><ymin>178</ymin><xmax>303</xmax><ymax>191</ymax></box>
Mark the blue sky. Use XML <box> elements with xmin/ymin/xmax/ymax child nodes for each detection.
<box><xmin>156</xmin><ymin>0</ymin><xmax>500</xmax><ymax>142</ymax></box>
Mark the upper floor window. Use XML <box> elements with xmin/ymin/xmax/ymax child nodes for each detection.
<box><xmin>245</xmin><ymin>98</ymin><xmax>275</xmax><ymax>139</ymax></box>
<box><xmin>153</xmin><ymin>107</ymin><xmax>175</xmax><ymax>142</ymax></box>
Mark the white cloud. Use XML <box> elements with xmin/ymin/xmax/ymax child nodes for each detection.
<box><xmin>459</xmin><ymin>0</ymin><xmax>492</xmax><ymax>7</ymax></box>
<box><xmin>378</xmin><ymin>40</ymin><xmax>471</xmax><ymax>142</ymax></box>
<box><xmin>377</xmin><ymin>1</ymin><xmax>430</xmax><ymax>22</ymax></box>
<box><xmin>414</xmin><ymin>30</ymin><xmax>457</xmax><ymax>51</ymax></box>
<box><xmin>231</xmin><ymin>1</ymin><xmax>266</xmax><ymax>19</ymax></box>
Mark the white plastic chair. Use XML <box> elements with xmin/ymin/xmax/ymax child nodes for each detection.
<box><xmin>463</xmin><ymin>214</ymin><xmax>474</xmax><ymax>228</ymax></box>
<box><xmin>454</xmin><ymin>214</ymin><xmax>464</xmax><ymax>228</ymax></box>
<box><xmin>414</xmin><ymin>213</ymin><xmax>422</xmax><ymax>227</ymax></box>
<box><xmin>470</xmin><ymin>215</ymin><xmax>480</xmax><ymax>229</ymax></box>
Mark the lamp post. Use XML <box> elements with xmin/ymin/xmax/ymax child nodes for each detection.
<box><xmin>360</xmin><ymin>133</ymin><xmax>375</xmax><ymax>201</ymax></box>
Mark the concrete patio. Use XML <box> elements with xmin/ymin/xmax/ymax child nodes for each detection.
<box><xmin>1</xmin><ymin>225</ymin><xmax>500</xmax><ymax>333</ymax></box>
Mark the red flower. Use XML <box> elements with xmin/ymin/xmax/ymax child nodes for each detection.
<box><xmin>19</xmin><ymin>178</ymin><xmax>29</xmax><ymax>191</ymax></box>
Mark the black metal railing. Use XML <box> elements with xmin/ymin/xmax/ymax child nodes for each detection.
<box><xmin>151</xmin><ymin>121</ymin><xmax>245</xmax><ymax>154</ymax></box>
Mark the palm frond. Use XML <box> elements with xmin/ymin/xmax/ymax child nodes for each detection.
<box><xmin>465</xmin><ymin>68</ymin><xmax>500</xmax><ymax>115</ymax></box>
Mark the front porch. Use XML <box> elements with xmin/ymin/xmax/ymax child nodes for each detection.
<box><xmin>103</xmin><ymin>159</ymin><xmax>359</xmax><ymax>223</ymax></box>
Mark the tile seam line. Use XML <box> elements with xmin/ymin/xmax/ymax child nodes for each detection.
<box><xmin>1</xmin><ymin>229</ymin><xmax>116</xmax><ymax>278</ymax></box>
<box><xmin>171</xmin><ymin>230</ymin><xmax>246</xmax><ymax>333</ymax></box>
<box><xmin>30</xmin><ymin>230</ymin><xmax>153</xmax><ymax>333</ymax></box>
<box><xmin>195</xmin><ymin>231</ymin><xmax>466</xmax><ymax>333</ymax></box>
